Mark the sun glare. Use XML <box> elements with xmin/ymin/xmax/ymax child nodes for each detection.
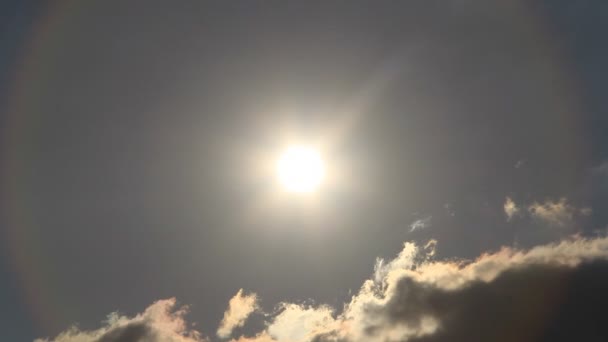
<box><xmin>277</xmin><ymin>146</ymin><xmax>325</xmax><ymax>193</ymax></box>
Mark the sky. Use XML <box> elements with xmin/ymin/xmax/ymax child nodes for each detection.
<box><xmin>1</xmin><ymin>1</ymin><xmax>608</xmax><ymax>341</ymax></box>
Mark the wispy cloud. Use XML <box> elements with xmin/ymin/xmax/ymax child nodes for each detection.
<box><xmin>527</xmin><ymin>198</ymin><xmax>589</xmax><ymax>227</ymax></box>
<box><xmin>591</xmin><ymin>161</ymin><xmax>608</xmax><ymax>175</ymax></box>
<box><xmin>217</xmin><ymin>289</ymin><xmax>258</xmax><ymax>339</ymax></box>
<box><xmin>409</xmin><ymin>216</ymin><xmax>432</xmax><ymax>232</ymax></box>
<box><xmin>503</xmin><ymin>197</ymin><xmax>519</xmax><ymax>221</ymax></box>
<box><xmin>503</xmin><ymin>196</ymin><xmax>590</xmax><ymax>226</ymax></box>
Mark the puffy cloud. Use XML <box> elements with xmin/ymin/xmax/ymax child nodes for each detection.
<box><xmin>503</xmin><ymin>197</ymin><xmax>519</xmax><ymax>221</ymax></box>
<box><xmin>266</xmin><ymin>304</ymin><xmax>337</xmax><ymax>342</ymax></box>
<box><xmin>41</xmin><ymin>237</ymin><xmax>608</xmax><ymax>342</ymax></box>
<box><xmin>409</xmin><ymin>216</ymin><xmax>432</xmax><ymax>232</ymax></box>
<box><xmin>233</xmin><ymin>236</ymin><xmax>608</xmax><ymax>342</ymax></box>
<box><xmin>35</xmin><ymin>298</ymin><xmax>206</xmax><ymax>342</ymax></box>
<box><xmin>217</xmin><ymin>289</ymin><xmax>258</xmax><ymax>339</ymax></box>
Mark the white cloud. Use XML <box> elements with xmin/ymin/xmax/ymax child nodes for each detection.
<box><xmin>503</xmin><ymin>196</ymin><xmax>590</xmax><ymax>226</ymax></box>
<box><xmin>503</xmin><ymin>197</ymin><xmax>519</xmax><ymax>221</ymax></box>
<box><xmin>34</xmin><ymin>298</ymin><xmax>206</xmax><ymax>342</ymax></box>
<box><xmin>217</xmin><ymin>289</ymin><xmax>258</xmax><ymax>339</ymax></box>
<box><xmin>528</xmin><ymin>198</ymin><xmax>578</xmax><ymax>226</ymax></box>
<box><xmin>41</xmin><ymin>236</ymin><xmax>608</xmax><ymax>342</ymax></box>
<box><xmin>230</xmin><ymin>236</ymin><xmax>608</xmax><ymax>342</ymax></box>
<box><xmin>409</xmin><ymin>216</ymin><xmax>432</xmax><ymax>232</ymax></box>
<box><xmin>266</xmin><ymin>304</ymin><xmax>337</xmax><ymax>342</ymax></box>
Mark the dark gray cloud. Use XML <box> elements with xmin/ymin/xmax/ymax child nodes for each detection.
<box><xmin>231</xmin><ymin>237</ymin><xmax>608</xmax><ymax>342</ymax></box>
<box><xmin>405</xmin><ymin>261</ymin><xmax>608</xmax><ymax>342</ymax></box>
<box><xmin>313</xmin><ymin>262</ymin><xmax>608</xmax><ymax>342</ymax></box>
<box><xmin>96</xmin><ymin>322</ymin><xmax>153</xmax><ymax>342</ymax></box>
<box><xmin>349</xmin><ymin>260</ymin><xmax>608</xmax><ymax>342</ymax></box>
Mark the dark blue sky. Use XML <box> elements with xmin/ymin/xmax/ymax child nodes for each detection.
<box><xmin>1</xmin><ymin>2</ymin><xmax>608</xmax><ymax>341</ymax></box>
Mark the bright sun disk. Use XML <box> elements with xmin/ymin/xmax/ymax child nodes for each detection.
<box><xmin>277</xmin><ymin>146</ymin><xmax>325</xmax><ymax>193</ymax></box>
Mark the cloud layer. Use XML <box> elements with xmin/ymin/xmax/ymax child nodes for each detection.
<box><xmin>40</xmin><ymin>236</ymin><xmax>608</xmax><ymax>342</ymax></box>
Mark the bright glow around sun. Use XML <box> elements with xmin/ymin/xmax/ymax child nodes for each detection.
<box><xmin>277</xmin><ymin>146</ymin><xmax>325</xmax><ymax>193</ymax></box>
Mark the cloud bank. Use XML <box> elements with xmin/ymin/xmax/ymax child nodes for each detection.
<box><xmin>233</xmin><ymin>236</ymin><xmax>608</xmax><ymax>342</ymax></box>
<box><xmin>40</xmin><ymin>236</ymin><xmax>608</xmax><ymax>342</ymax></box>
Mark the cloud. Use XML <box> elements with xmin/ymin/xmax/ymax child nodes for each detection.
<box><xmin>409</xmin><ymin>216</ymin><xmax>432</xmax><ymax>232</ymax></box>
<box><xmin>267</xmin><ymin>304</ymin><xmax>337</xmax><ymax>342</ymax></box>
<box><xmin>503</xmin><ymin>197</ymin><xmax>590</xmax><ymax>226</ymax></box>
<box><xmin>231</xmin><ymin>236</ymin><xmax>608</xmax><ymax>342</ymax></box>
<box><xmin>527</xmin><ymin>198</ymin><xmax>588</xmax><ymax>227</ymax></box>
<box><xmin>591</xmin><ymin>161</ymin><xmax>608</xmax><ymax>175</ymax></box>
<box><xmin>503</xmin><ymin>197</ymin><xmax>519</xmax><ymax>221</ymax></box>
<box><xmin>230</xmin><ymin>333</ymin><xmax>276</xmax><ymax>342</ymax></box>
<box><xmin>443</xmin><ymin>203</ymin><xmax>455</xmax><ymax>217</ymax></box>
<box><xmin>42</xmin><ymin>237</ymin><xmax>608</xmax><ymax>342</ymax></box>
<box><xmin>35</xmin><ymin>298</ymin><xmax>206</xmax><ymax>342</ymax></box>
<box><xmin>217</xmin><ymin>289</ymin><xmax>258</xmax><ymax>339</ymax></box>
<box><xmin>580</xmin><ymin>207</ymin><xmax>592</xmax><ymax>216</ymax></box>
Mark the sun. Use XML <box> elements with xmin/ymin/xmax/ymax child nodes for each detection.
<box><xmin>277</xmin><ymin>146</ymin><xmax>325</xmax><ymax>193</ymax></box>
